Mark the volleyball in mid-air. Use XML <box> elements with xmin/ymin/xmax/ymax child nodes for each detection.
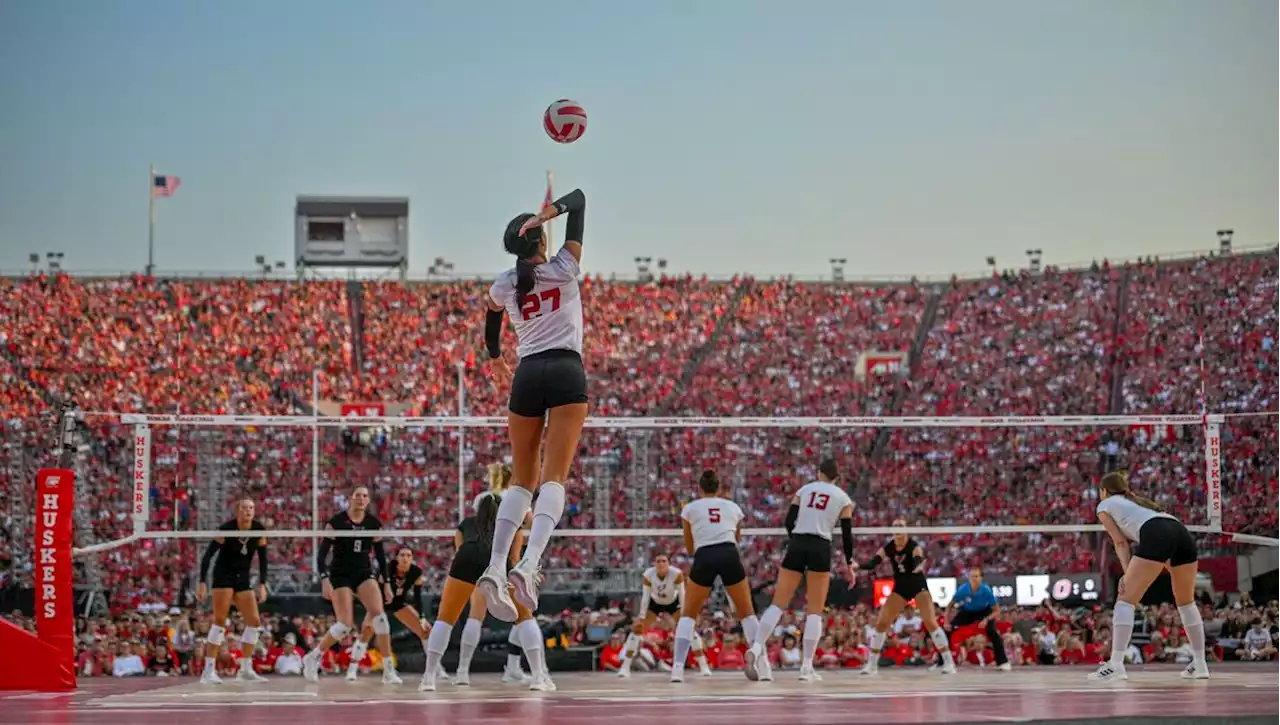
<box><xmin>544</xmin><ymin>99</ymin><xmax>587</xmax><ymax>144</ymax></box>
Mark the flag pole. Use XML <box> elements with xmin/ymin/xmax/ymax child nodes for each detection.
<box><xmin>544</xmin><ymin>169</ymin><xmax>555</xmax><ymax>256</ymax></box>
<box><xmin>147</xmin><ymin>163</ymin><xmax>155</xmax><ymax>276</ymax></box>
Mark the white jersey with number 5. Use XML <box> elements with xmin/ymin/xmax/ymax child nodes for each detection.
<box><xmin>792</xmin><ymin>481</ymin><xmax>853</xmax><ymax>540</ymax></box>
<box><xmin>488</xmin><ymin>247</ymin><xmax>583</xmax><ymax>360</ymax></box>
<box><xmin>680</xmin><ymin>497</ymin><xmax>744</xmax><ymax>551</ymax></box>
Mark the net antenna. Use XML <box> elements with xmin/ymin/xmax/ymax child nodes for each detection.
<box><xmin>70</xmin><ymin>410</ymin><xmax>1279</xmax><ymax>557</ymax></box>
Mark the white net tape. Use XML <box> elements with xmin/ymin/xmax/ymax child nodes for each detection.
<box><xmin>67</xmin><ymin>411</ymin><xmax>1278</xmax><ymax>557</ymax></box>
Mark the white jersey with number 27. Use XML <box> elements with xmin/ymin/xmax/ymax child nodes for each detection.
<box><xmin>680</xmin><ymin>497</ymin><xmax>744</xmax><ymax>551</ymax></box>
<box><xmin>488</xmin><ymin>247</ymin><xmax>583</xmax><ymax>360</ymax></box>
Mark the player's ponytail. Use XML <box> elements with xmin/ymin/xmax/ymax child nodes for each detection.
<box><xmin>488</xmin><ymin>462</ymin><xmax>513</xmax><ymax>493</ymax></box>
<box><xmin>1100</xmin><ymin>471</ymin><xmax>1164</xmax><ymax>512</ymax></box>
<box><xmin>515</xmin><ymin>258</ymin><xmax>537</xmax><ymax>296</ymax></box>
<box><xmin>697</xmin><ymin>469</ymin><xmax>720</xmax><ymax>495</ymax></box>
<box><xmin>475</xmin><ymin>493</ymin><xmax>499</xmax><ymax>546</ymax></box>
<box><xmin>504</xmin><ymin>212</ymin><xmax>543</xmax><ymax>297</ymax></box>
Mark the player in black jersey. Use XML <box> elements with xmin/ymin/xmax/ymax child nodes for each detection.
<box><xmin>854</xmin><ymin>518</ymin><xmax>956</xmax><ymax>675</ymax></box>
<box><xmin>455</xmin><ymin>463</ymin><xmax>533</xmax><ymax>686</ymax></box>
<box><xmin>341</xmin><ymin>547</ymin><xmax>450</xmax><ymax>682</ymax></box>
<box><xmin>420</xmin><ymin>494</ymin><xmax>552</xmax><ymax>693</ymax></box>
<box><xmin>196</xmin><ymin>498</ymin><xmax>268</xmax><ymax>685</ymax></box>
<box><xmin>301</xmin><ymin>486</ymin><xmax>401</xmax><ymax>684</ymax></box>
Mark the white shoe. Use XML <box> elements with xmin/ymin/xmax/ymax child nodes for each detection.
<box><xmin>453</xmin><ymin>670</ymin><xmax>470</xmax><ymax>687</ymax></box>
<box><xmin>744</xmin><ymin>643</ymin><xmax>765</xmax><ymax>681</ymax></box>
<box><xmin>477</xmin><ymin>566</ymin><xmax>518</xmax><ymax>622</ymax></box>
<box><xmin>508</xmin><ymin>559</ymin><xmax>542</xmax><ymax>611</ymax></box>
<box><xmin>529</xmin><ymin>673</ymin><xmax>557</xmax><ymax>692</ymax></box>
<box><xmin>859</xmin><ymin>660</ymin><xmax>878</xmax><ymax>676</ymax></box>
<box><xmin>200</xmin><ymin>668</ymin><xmax>223</xmax><ymax>685</ymax></box>
<box><xmin>617</xmin><ymin>666</ymin><xmax>631</xmax><ymax>679</ymax></box>
<box><xmin>1181</xmin><ymin>661</ymin><xmax>1210</xmax><ymax>680</ymax></box>
<box><xmin>382</xmin><ymin>665</ymin><xmax>403</xmax><ymax>685</ymax></box>
<box><xmin>345</xmin><ymin>667</ymin><xmax>359</xmax><ymax>683</ymax></box>
<box><xmin>236</xmin><ymin>664</ymin><xmax>267</xmax><ymax>683</ymax></box>
<box><xmin>798</xmin><ymin>665</ymin><xmax>822</xmax><ymax>682</ymax></box>
<box><xmin>1088</xmin><ymin>661</ymin><xmax>1128</xmax><ymax>682</ymax></box>
<box><xmin>669</xmin><ymin>667</ymin><xmax>685</xmax><ymax>683</ymax></box>
<box><xmin>939</xmin><ymin>661</ymin><xmax>958</xmax><ymax>675</ymax></box>
<box><xmin>418</xmin><ymin>671</ymin><xmax>436</xmax><ymax>692</ymax></box>
<box><xmin>302</xmin><ymin>652</ymin><xmax>320</xmax><ymax>683</ymax></box>
<box><xmin>502</xmin><ymin>667</ymin><xmax>532</xmax><ymax>685</ymax></box>
<box><xmin>436</xmin><ymin>665</ymin><xmax>451</xmax><ymax>683</ymax></box>
<box><xmin>997</xmin><ymin>662</ymin><xmax>1012</xmax><ymax>672</ymax></box>
<box><xmin>699</xmin><ymin>664</ymin><xmax>713</xmax><ymax>677</ymax></box>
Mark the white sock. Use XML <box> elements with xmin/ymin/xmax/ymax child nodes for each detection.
<box><xmin>1111</xmin><ymin>601</ymin><xmax>1135</xmax><ymax>665</ymax></box>
<box><xmin>869</xmin><ymin>630</ymin><xmax>886</xmax><ymax>657</ymax></box>
<box><xmin>506</xmin><ymin>653</ymin><xmax>523</xmax><ymax>671</ymax></box>
<box><xmin>620</xmin><ymin>632</ymin><xmax>641</xmax><ymax>669</ymax></box>
<box><xmin>522</xmin><ymin>482</ymin><xmax>566</xmax><ymax>566</ymax></box>
<box><xmin>1177</xmin><ymin>603</ymin><xmax>1206</xmax><ymax>664</ymax></box>
<box><xmin>802</xmin><ymin>614</ymin><xmax>823</xmax><ymax>669</ymax></box>
<box><xmin>673</xmin><ymin>617</ymin><xmax>695</xmax><ymax>671</ymax></box>
<box><xmin>755</xmin><ymin>605</ymin><xmax>782</xmax><ymax>649</ymax></box>
<box><xmin>347</xmin><ymin>641</ymin><xmax>368</xmax><ymax>673</ymax></box>
<box><xmin>930</xmin><ymin>628</ymin><xmax>955</xmax><ymax>665</ymax></box>
<box><xmin>488</xmin><ymin>486</ymin><xmax>534</xmax><ymax>571</ymax></box>
<box><xmin>741</xmin><ymin>614</ymin><xmax>760</xmax><ymax>646</ymax></box>
<box><xmin>424</xmin><ymin>621</ymin><xmax>452</xmax><ymax>678</ymax></box>
<box><xmin>458</xmin><ymin>619</ymin><xmax>482</xmax><ymax>673</ymax></box>
<box><xmin>516</xmin><ymin>619</ymin><xmax>545</xmax><ymax>677</ymax></box>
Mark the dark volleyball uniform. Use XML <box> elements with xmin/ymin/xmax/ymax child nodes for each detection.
<box><xmin>449</xmin><ymin>516</ymin><xmax>494</xmax><ymax>585</ymax></box>
<box><xmin>321</xmin><ymin>511</ymin><xmax>385</xmax><ymax>591</ymax></box>
<box><xmin>387</xmin><ymin>563</ymin><xmax>425</xmax><ymax>613</ymax></box>
<box><xmin>203</xmin><ymin>520</ymin><xmax>267</xmax><ymax>593</ymax></box>
<box><xmin>861</xmin><ymin>538</ymin><xmax>929</xmax><ymax>600</ymax></box>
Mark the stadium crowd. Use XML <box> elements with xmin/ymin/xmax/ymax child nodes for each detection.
<box><xmin>1</xmin><ymin>594</ymin><xmax>1274</xmax><ymax>679</ymax></box>
<box><xmin>0</xmin><ymin>250</ymin><xmax>1275</xmax><ymax>613</ymax></box>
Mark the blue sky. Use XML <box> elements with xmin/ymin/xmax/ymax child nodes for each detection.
<box><xmin>0</xmin><ymin>0</ymin><xmax>1275</xmax><ymax>279</ymax></box>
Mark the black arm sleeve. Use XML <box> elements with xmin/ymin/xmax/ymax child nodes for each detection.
<box><xmin>552</xmin><ymin>189</ymin><xmax>585</xmax><ymax>244</ymax></box>
<box><xmin>840</xmin><ymin>518</ymin><xmax>854</xmax><ymax>562</ymax></box>
<box><xmin>859</xmin><ymin>554</ymin><xmax>883</xmax><ymax>571</ymax></box>
<box><xmin>485</xmin><ymin>308</ymin><xmax>504</xmax><ymax>359</ymax></box>
<box><xmin>199</xmin><ymin>540</ymin><xmax>220</xmax><ymax>582</ymax></box>
<box><xmin>413</xmin><ymin>584</ymin><xmax>423</xmax><ymax>614</ymax></box>
<box><xmin>372</xmin><ymin>539</ymin><xmax>388</xmax><ymax>581</ymax></box>
<box><xmin>257</xmin><ymin>544</ymin><xmax>269</xmax><ymax>584</ymax></box>
<box><xmin>316</xmin><ymin>538</ymin><xmax>332</xmax><ymax>577</ymax></box>
<box><xmin>784</xmin><ymin>504</ymin><xmax>800</xmax><ymax>536</ymax></box>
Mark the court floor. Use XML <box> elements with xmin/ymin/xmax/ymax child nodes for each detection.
<box><xmin>0</xmin><ymin>664</ymin><xmax>1275</xmax><ymax>725</ymax></box>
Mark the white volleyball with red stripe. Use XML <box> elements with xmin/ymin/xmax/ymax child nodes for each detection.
<box><xmin>544</xmin><ymin>99</ymin><xmax>587</xmax><ymax>144</ymax></box>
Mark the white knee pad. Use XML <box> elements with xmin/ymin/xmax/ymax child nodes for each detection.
<box><xmin>372</xmin><ymin>612</ymin><xmax>391</xmax><ymax>635</ymax></box>
<box><xmin>241</xmin><ymin>626</ymin><xmax>260</xmax><ymax>647</ymax></box>
<box><xmin>328</xmin><ymin>622</ymin><xmax>351</xmax><ymax>641</ymax></box>
<box><xmin>207</xmin><ymin>625</ymin><xmax>226</xmax><ymax>646</ymax></box>
<box><xmin>691</xmin><ymin>630</ymin><xmax>705</xmax><ymax>651</ymax></box>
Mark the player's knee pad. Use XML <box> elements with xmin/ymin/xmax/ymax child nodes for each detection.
<box><xmin>691</xmin><ymin>631</ymin><xmax>705</xmax><ymax>651</ymax></box>
<box><xmin>372</xmin><ymin>612</ymin><xmax>391</xmax><ymax>635</ymax></box>
<box><xmin>241</xmin><ymin>626</ymin><xmax>260</xmax><ymax>646</ymax></box>
<box><xmin>207</xmin><ymin>625</ymin><xmax>226</xmax><ymax>646</ymax></box>
<box><xmin>328</xmin><ymin>622</ymin><xmax>351</xmax><ymax>641</ymax></box>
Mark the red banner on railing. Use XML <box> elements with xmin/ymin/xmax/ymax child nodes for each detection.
<box><xmin>340</xmin><ymin>403</ymin><xmax>386</xmax><ymax>418</ymax></box>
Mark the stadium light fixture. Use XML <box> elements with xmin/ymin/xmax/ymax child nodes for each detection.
<box><xmin>1216</xmin><ymin>229</ymin><xmax>1233</xmax><ymax>256</ymax></box>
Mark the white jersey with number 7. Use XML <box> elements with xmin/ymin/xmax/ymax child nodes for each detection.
<box><xmin>681</xmin><ymin>497</ymin><xmax>744</xmax><ymax>550</ymax></box>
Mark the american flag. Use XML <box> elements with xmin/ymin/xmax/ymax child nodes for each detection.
<box><xmin>152</xmin><ymin>174</ymin><xmax>181</xmax><ymax>198</ymax></box>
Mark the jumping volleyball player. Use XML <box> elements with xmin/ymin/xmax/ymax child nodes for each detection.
<box><xmin>196</xmin><ymin>498</ymin><xmax>268</xmax><ymax>684</ymax></box>
<box><xmin>455</xmin><ymin>463</ymin><xmax>535</xmax><ymax>685</ymax></box>
<box><xmin>745</xmin><ymin>459</ymin><xmax>854</xmax><ymax>683</ymax></box>
<box><xmin>855</xmin><ymin>519</ymin><xmax>956</xmax><ymax>676</ymax></box>
<box><xmin>421</xmin><ymin>494</ymin><xmax>553</xmax><ymax>692</ymax></box>
<box><xmin>478</xmin><ymin>188</ymin><xmax>588</xmax><ymax>621</ymax></box>
<box><xmin>617</xmin><ymin>553</ymin><xmax>713</xmax><ymax>678</ymax></box>
<box><xmin>1088</xmin><ymin>471</ymin><xmax>1209</xmax><ymax>681</ymax></box>
<box><xmin>341</xmin><ymin>547</ymin><xmax>449</xmax><ymax>683</ymax></box>
<box><xmin>303</xmin><ymin>486</ymin><xmax>402</xmax><ymax>684</ymax></box>
<box><xmin>672</xmin><ymin>469</ymin><xmax>759</xmax><ymax>683</ymax></box>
